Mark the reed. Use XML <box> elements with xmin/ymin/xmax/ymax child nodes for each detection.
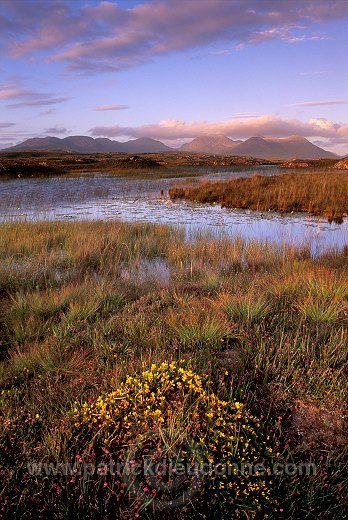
<box><xmin>169</xmin><ymin>171</ymin><xmax>348</xmax><ymax>222</ymax></box>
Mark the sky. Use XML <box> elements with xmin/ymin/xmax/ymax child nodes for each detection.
<box><xmin>1</xmin><ymin>0</ymin><xmax>348</xmax><ymax>154</ymax></box>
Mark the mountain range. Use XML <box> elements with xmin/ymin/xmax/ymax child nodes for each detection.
<box><xmin>3</xmin><ymin>134</ymin><xmax>338</xmax><ymax>159</ymax></box>
<box><xmin>3</xmin><ymin>136</ymin><xmax>172</xmax><ymax>154</ymax></box>
<box><xmin>180</xmin><ymin>135</ymin><xmax>337</xmax><ymax>159</ymax></box>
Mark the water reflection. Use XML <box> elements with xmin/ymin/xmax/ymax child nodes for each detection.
<box><xmin>0</xmin><ymin>167</ymin><xmax>347</xmax><ymax>255</ymax></box>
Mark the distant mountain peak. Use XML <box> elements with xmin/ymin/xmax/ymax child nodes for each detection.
<box><xmin>180</xmin><ymin>134</ymin><xmax>241</xmax><ymax>153</ymax></box>
<box><xmin>245</xmin><ymin>136</ymin><xmax>267</xmax><ymax>142</ymax></box>
<box><xmin>232</xmin><ymin>135</ymin><xmax>336</xmax><ymax>159</ymax></box>
<box><xmin>129</xmin><ymin>137</ymin><xmax>159</xmax><ymax>142</ymax></box>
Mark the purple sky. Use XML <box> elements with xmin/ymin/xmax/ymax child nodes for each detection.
<box><xmin>1</xmin><ymin>0</ymin><xmax>348</xmax><ymax>154</ymax></box>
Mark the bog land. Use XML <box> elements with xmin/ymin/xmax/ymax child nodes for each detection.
<box><xmin>0</xmin><ymin>220</ymin><xmax>347</xmax><ymax>518</ymax></box>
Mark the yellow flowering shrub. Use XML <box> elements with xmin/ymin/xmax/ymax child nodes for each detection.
<box><xmin>73</xmin><ymin>361</ymin><xmax>276</xmax><ymax>518</ymax></box>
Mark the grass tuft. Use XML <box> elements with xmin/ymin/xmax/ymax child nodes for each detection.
<box><xmin>223</xmin><ymin>296</ymin><xmax>272</xmax><ymax>324</ymax></box>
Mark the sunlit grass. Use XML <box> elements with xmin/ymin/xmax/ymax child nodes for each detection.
<box><xmin>169</xmin><ymin>171</ymin><xmax>348</xmax><ymax>222</ymax></box>
<box><xmin>222</xmin><ymin>296</ymin><xmax>272</xmax><ymax>324</ymax></box>
<box><xmin>294</xmin><ymin>298</ymin><xmax>346</xmax><ymax>324</ymax></box>
<box><xmin>167</xmin><ymin>308</ymin><xmax>233</xmax><ymax>350</ymax></box>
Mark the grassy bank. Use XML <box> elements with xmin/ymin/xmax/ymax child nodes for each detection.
<box><xmin>169</xmin><ymin>171</ymin><xmax>348</xmax><ymax>222</ymax></box>
<box><xmin>0</xmin><ymin>153</ymin><xmax>163</xmax><ymax>178</ymax></box>
<box><xmin>0</xmin><ymin>152</ymin><xmax>280</xmax><ymax>179</ymax></box>
<box><xmin>0</xmin><ymin>221</ymin><xmax>347</xmax><ymax>519</ymax></box>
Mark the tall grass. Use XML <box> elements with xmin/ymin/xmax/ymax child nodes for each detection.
<box><xmin>169</xmin><ymin>171</ymin><xmax>348</xmax><ymax>222</ymax></box>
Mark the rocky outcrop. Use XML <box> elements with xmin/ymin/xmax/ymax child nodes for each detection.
<box><xmin>333</xmin><ymin>158</ymin><xmax>348</xmax><ymax>169</ymax></box>
<box><xmin>281</xmin><ymin>161</ymin><xmax>310</xmax><ymax>168</ymax></box>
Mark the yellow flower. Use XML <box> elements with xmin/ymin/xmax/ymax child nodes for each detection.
<box><xmin>72</xmin><ymin>360</ymin><xmax>275</xmax><ymax>516</ymax></box>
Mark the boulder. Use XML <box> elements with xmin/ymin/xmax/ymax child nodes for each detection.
<box><xmin>333</xmin><ymin>158</ymin><xmax>348</xmax><ymax>169</ymax></box>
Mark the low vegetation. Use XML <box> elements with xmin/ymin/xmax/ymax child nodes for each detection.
<box><xmin>169</xmin><ymin>171</ymin><xmax>348</xmax><ymax>222</ymax></box>
<box><xmin>0</xmin><ymin>221</ymin><xmax>347</xmax><ymax>518</ymax></box>
<box><xmin>0</xmin><ymin>152</ymin><xmax>279</xmax><ymax>179</ymax></box>
<box><xmin>0</xmin><ymin>153</ymin><xmax>163</xmax><ymax>178</ymax></box>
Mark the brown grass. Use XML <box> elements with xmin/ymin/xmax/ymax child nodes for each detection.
<box><xmin>169</xmin><ymin>171</ymin><xmax>348</xmax><ymax>222</ymax></box>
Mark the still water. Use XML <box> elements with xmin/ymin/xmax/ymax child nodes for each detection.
<box><xmin>0</xmin><ymin>166</ymin><xmax>347</xmax><ymax>255</ymax></box>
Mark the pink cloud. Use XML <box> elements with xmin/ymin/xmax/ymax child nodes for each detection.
<box><xmin>289</xmin><ymin>100</ymin><xmax>348</xmax><ymax>107</ymax></box>
<box><xmin>95</xmin><ymin>104</ymin><xmax>129</xmax><ymax>111</ymax></box>
<box><xmin>0</xmin><ymin>81</ymin><xmax>69</xmax><ymax>108</ymax></box>
<box><xmin>0</xmin><ymin>88</ymin><xmax>24</xmax><ymax>99</ymax></box>
<box><xmin>7</xmin><ymin>97</ymin><xmax>69</xmax><ymax>109</ymax></box>
<box><xmin>2</xmin><ymin>0</ymin><xmax>348</xmax><ymax>73</ymax></box>
<box><xmin>89</xmin><ymin>115</ymin><xmax>348</xmax><ymax>140</ymax></box>
<box><xmin>0</xmin><ymin>83</ymin><xmax>29</xmax><ymax>99</ymax></box>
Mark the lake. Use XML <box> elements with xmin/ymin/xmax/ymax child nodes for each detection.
<box><xmin>0</xmin><ymin>166</ymin><xmax>347</xmax><ymax>255</ymax></box>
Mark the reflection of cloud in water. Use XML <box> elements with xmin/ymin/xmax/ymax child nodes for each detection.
<box><xmin>0</xmin><ymin>169</ymin><xmax>347</xmax><ymax>256</ymax></box>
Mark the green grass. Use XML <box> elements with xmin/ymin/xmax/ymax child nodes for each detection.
<box><xmin>223</xmin><ymin>296</ymin><xmax>272</xmax><ymax>324</ymax></box>
<box><xmin>169</xmin><ymin>171</ymin><xmax>348</xmax><ymax>222</ymax></box>
<box><xmin>294</xmin><ymin>298</ymin><xmax>346</xmax><ymax>324</ymax></box>
<box><xmin>0</xmin><ymin>220</ymin><xmax>347</xmax><ymax>519</ymax></box>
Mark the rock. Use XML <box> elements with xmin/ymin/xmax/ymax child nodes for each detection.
<box><xmin>333</xmin><ymin>158</ymin><xmax>348</xmax><ymax>169</ymax></box>
<box><xmin>281</xmin><ymin>161</ymin><xmax>310</xmax><ymax>168</ymax></box>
